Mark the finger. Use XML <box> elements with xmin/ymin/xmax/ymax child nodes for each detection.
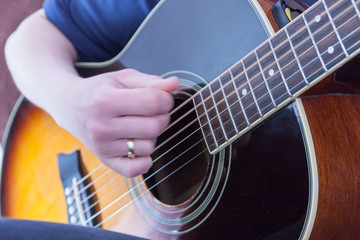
<box><xmin>105</xmin><ymin>88</ymin><xmax>174</xmax><ymax>116</ymax></box>
<box><xmin>103</xmin><ymin>156</ymin><xmax>153</xmax><ymax>178</ymax></box>
<box><xmin>109</xmin><ymin>69</ymin><xmax>179</xmax><ymax>92</ymax></box>
<box><xmin>112</xmin><ymin>114</ymin><xmax>170</xmax><ymax>138</ymax></box>
<box><xmin>89</xmin><ymin>114</ymin><xmax>170</xmax><ymax>141</ymax></box>
<box><xmin>95</xmin><ymin>138</ymin><xmax>156</xmax><ymax>158</ymax></box>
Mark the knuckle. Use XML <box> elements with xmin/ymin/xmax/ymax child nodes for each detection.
<box><xmin>143</xmin><ymin>91</ymin><xmax>162</xmax><ymax>114</ymax></box>
<box><xmin>163</xmin><ymin>94</ymin><xmax>174</xmax><ymax>112</ymax></box>
<box><xmin>116</xmin><ymin>93</ymin><xmax>129</xmax><ymax>108</ymax></box>
<box><xmin>162</xmin><ymin>114</ymin><xmax>171</xmax><ymax>127</ymax></box>
<box><xmin>145</xmin><ymin>116</ymin><xmax>168</xmax><ymax>137</ymax></box>
<box><xmin>149</xmin><ymin>119</ymin><xmax>163</xmax><ymax>136</ymax></box>
<box><xmin>87</xmin><ymin>85</ymin><xmax>112</xmax><ymax>112</ymax></box>
<box><xmin>87</xmin><ymin>103</ymin><xmax>103</xmax><ymax>118</ymax></box>
<box><xmin>89</xmin><ymin>94</ymin><xmax>107</xmax><ymax>110</ymax></box>
<box><xmin>144</xmin><ymin>90</ymin><xmax>173</xmax><ymax>114</ymax></box>
<box><xmin>86</xmin><ymin>119</ymin><xmax>107</xmax><ymax>141</ymax></box>
<box><xmin>142</xmin><ymin>140</ymin><xmax>156</xmax><ymax>155</ymax></box>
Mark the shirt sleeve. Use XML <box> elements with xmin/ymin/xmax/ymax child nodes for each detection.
<box><xmin>43</xmin><ymin>0</ymin><xmax>159</xmax><ymax>62</ymax></box>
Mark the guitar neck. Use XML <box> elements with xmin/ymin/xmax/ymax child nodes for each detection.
<box><xmin>194</xmin><ymin>0</ymin><xmax>360</xmax><ymax>154</ymax></box>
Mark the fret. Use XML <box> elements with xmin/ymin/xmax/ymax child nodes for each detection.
<box><xmin>351</xmin><ymin>0</ymin><xmax>360</xmax><ymax>21</ymax></box>
<box><xmin>325</xmin><ymin>0</ymin><xmax>360</xmax><ymax>56</ymax></box>
<box><xmin>286</xmin><ymin>13</ymin><xmax>326</xmax><ymax>84</ymax></box>
<box><xmin>193</xmin><ymin>91</ymin><xmax>218</xmax><ymax>149</ymax></box>
<box><xmin>257</xmin><ymin>41</ymin><xmax>291</xmax><ymax>105</ymax></box>
<box><xmin>229</xmin><ymin>69</ymin><xmax>250</xmax><ymax>126</ymax></box>
<box><xmin>322</xmin><ymin>0</ymin><xmax>349</xmax><ymax>57</ymax></box>
<box><xmin>351</xmin><ymin>0</ymin><xmax>360</xmax><ymax>53</ymax></box>
<box><xmin>270</xmin><ymin>29</ymin><xmax>308</xmax><ymax>95</ymax></box>
<box><xmin>241</xmin><ymin>60</ymin><xmax>263</xmax><ymax>117</ymax></box>
<box><xmin>218</xmin><ymin>74</ymin><xmax>240</xmax><ymax>134</ymax></box>
<box><xmin>201</xmin><ymin>87</ymin><xmax>228</xmax><ymax>146</ymax></box>
<box><xmin>254</xmin><ymin>50</ymin><xmax>276</xmax><ymax>107</ymax></box>
<box><xmin>208</xmin><ymin>78</ymin><xmax>236</xmax><ymax>139</ymax></box>
<box><xmin>231</xmin><ymin>62</ymin><xmax>261</xmax><ymax>124</ymax></box>
<box><xmin>284</xmin><ymin>28</ymin><xmax>308</xmax><ymax>84</ymax></box>
<box><xmin>243</xmin><ymin>52</ymin><xmax>275</xmax><ymax>116</ymax></box>
<box><xmin>267</xmin><ymin>39</ymin><xmax>292</xmax><ymax>97</ymax></box>
<box><xmin>207</xmin><ymin>81</ymin><xmax>228</xmax><ymax>142</ymax></box>
<box><xmin>302</xmin><ymin>14</ymin><xmax>328</xmax><ymax>71</ymax></box>
<box><xmin>345</xmin><ymin>23</ymin><xmax>360</xmax><ymax>54</ymax></box>
<box><xmin>327</xmin><ymin>0</ymin><xmax>358</xmax><ymax>27</ymax></box>
<box><xmin>303</xmin><ymin>2</ymin><xmax>347</xmax><ymax>70</ymax></box>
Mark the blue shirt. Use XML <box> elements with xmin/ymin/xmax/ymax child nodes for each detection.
<box><xmin>43</xmin><ymin>0</ymin><xmax>160</xmax><ymax>62</ymax></box>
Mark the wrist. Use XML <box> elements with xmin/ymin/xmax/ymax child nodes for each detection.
<box><xmin>45</xmin><ymin>74</ymin><xmax>85</xmax><ymax>128</ymax></box>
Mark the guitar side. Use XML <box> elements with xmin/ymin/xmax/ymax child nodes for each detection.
<box><xmin>299</xmin><ymin>95</ymin><xmax>360</xmax><ymax>239</ymax></box>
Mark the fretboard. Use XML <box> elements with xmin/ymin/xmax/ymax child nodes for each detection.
<box><xmin>194</xmin><ymin>0</ymin><xmax>360</xmax><ymax>154</ymax></box>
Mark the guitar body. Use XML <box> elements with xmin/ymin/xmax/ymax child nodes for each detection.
<box><xmin>1</xmin><ymin>0</ymin><xmax>360</xmax><ymax>239</ymax></box>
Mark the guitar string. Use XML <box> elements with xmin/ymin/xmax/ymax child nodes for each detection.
<box><xmin>83</xmin><ymin>0</ymin><xmax>354</xmax><ymax>205</ymax></box>
<box><xmin>92</xmin><ymin>40</ymin><xmax>340</xmax><ymax>226</ymax></box>
<box><xmin>69</xmin><ymin>0</ymin><xmax>354</xmax><ymax>206</ymax></box>
<box><xmin>83</xmin><ymin>170</ymin><xmax>121</xmax><ymax>207</ymax></box>
<box><xmin>92</xmin><ymin>39</ymin><xmax>360</xmax><ymax>229</ymax></box>
<box><xmin>80</xmin><ymin>14</ymin><xmax>343</xmax><ymax>206</ymax></box>
<box><xmin>196</xmin><ymin>0</ymin><xmax>355</xmax><ymax>131</ymax></box>
<box><xmin>82</xmin><ymin>20</ymin><xmax>360</xmax><ymax>223</ymax></box>
<box><xmin>74</xmin><ymin>0</ymin><xmax>358</xmax><ymax>202</ymax></box>
<box><xmin>74</xmin><ymin>0</ymin><xmax>355</xmax><ymax>195</ymax></box>
<box><xmin>78</xmin><ymin>169</ymin><xmax>112</xmax><ymax>196</ymax></box>
<box><xmin>93</xmin><ymin>147</ymin><xmax>209</xmax><ymax>227</ymax></box>
<box><xmin>74</xmin><ymin>9</ymin><xmax>358</xmax><ymax>229</ymax></box>
<box><xmin>81</xmin><ymin>116</ymin><xmax>202</xmax><ymax>208</ymax></box>
<box><xmin>52</xmin><ymin>1</ymin><xmax>358</xmax><ymax>228</ymax></box>
<box><xmin>353</xmin><ymin>0</ymin><xmax>360</xmax><ymax>20</ymax></box>
<box><xmin>91</xmin><ymin>39</ymin><xmax>352</xmax><ymax>227</ymax></box>
<box><xmin>76</xmin><ymin>4</ymin><xmax>358</xmax><ymax>212</ymax></box>
<box><xmin>81</xmin><ymin>20</ymin><xmax>357</xmax><ymax>212</ymax></box>
<box><xmin>70</xmin><ymin>0</ymin><xmax>341</xmax><ymax>190</ymax></box>
<box><xmin>153</xmin><ymin>0</ymin><xmax>359</xmax><ymax>154</ymax></box>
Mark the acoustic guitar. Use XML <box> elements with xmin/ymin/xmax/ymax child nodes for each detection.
<box><xmin>2</xmin><ymin>0</ymin><xmax>360</xmax><ymax>239</ymax></box>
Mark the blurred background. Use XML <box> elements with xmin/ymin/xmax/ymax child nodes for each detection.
<box><xmin>0</xmin><ymin>0</ymin><xmax>43</xmax><ymax>146</ymax></box>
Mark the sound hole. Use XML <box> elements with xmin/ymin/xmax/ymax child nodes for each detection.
<box><xmin>144</xmin><ymin>94</ymin><xmax>209</xmax><ymax>205</ymax></box>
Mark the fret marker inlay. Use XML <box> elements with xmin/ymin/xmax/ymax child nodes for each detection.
<box><xmin>315</xmin><ymin>15</ymin><xmax>321</xmax><ymax>23</ymax></box>
<box><xmin>241</xmin><ymin>88</ymin><xmax>247</xmax><ymax>96</ymax></box>
<box><xmin>269</xmin><ymin>69</ymin><xmax>274</xmax><ymax>76</ymax></box>
<box><xmin>328</xmin><ymin>46</ymin><xmax>334</xmax><ymax>54</ymax></box>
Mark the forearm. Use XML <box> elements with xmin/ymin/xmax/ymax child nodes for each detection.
<box><xmin>5</xmin><ymin>9</ymin><xmax>80</xmax><ymax>118</ymax></box>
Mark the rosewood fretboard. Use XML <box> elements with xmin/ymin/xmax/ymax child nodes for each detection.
<box><xmin>194</xmin><ymin>0</ymin><xmax>360</xmax><ymax>153</ymax></box>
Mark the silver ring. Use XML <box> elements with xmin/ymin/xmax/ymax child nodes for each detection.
<box><xmin>127</xmin><ymin>138</ymin><xmax>135</xmax><ymax>159</ymax></box>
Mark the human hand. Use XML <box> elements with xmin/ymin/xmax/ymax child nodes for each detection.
<box><xmin>54</xmin><ymin>69</ymin><xmax>178</xmax><ymax>177</ymax></box>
